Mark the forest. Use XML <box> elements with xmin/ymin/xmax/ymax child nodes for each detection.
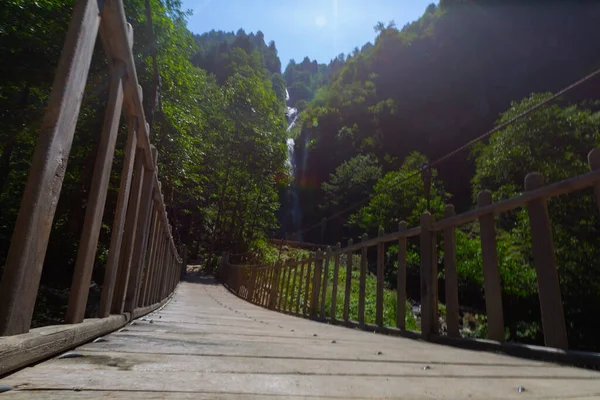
<box><xmin>1</xmin><ymin>0</ymin><xmax>600</xmax><ymax>350</ymax></box>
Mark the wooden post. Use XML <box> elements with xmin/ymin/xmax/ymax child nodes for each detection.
<box><xmin>376</xmin><ymin>228</ymin><xmax>385</xmax><ymax>326</ymax></box>
<box><xmin>420</xmin><ymin>212</ymin><xmax>438</xmax><ymax>339</ymax></box>
<box><xmin>320</xmin><ymin>247</ymin><xmax>331</xmax><ymax>318</ymax></box>
<box><xmin>259</xmin><ymin>269</ymin><xmax>266</xmax><ymax>306</ymax></box>
<box><xmin>358</xmin><ymin>234</ymin><xmax>368</xmax><ymax>326</ymax></box>
<box><xmin>268</xmin><ymin>263</ymin><xmax>281</xmax><ymax>310</ymax></box>
<box><xmin>277</xmin><ymin>263</ymin><xmax>287</xmax><ymax>310</ymax></box>
<box><xmin>525</xmin><ymin>173</ymin><xmax>568</xmax><ymax>349</ymax></box>
<box><xmin>248</xmin><ymin>268</ymin><xmax>256</xmax><ymax>303</ymax></box>
<box><xmin>290</xmin><ymin>264</ymin><xmax>298</xmax><ymax>312</ymax></box>
<box><xmin>0</xmin><ymin>0</ymin><xmax>102</xmax><ymax>335</ymax></box>
<box><xmin>477</xmin><ymin>191</ymin><xmax>505</xmax><ymax>342</ymax></box>
<box><xmin>124</xmin><ymin>144</ymin><xmax>156</xmax><ymax>313</ymax></box>
<box><xmin>285</xmin><ymin>263</ymin><xmax>294</xmax><ymax>312</ymax></box>
<box><xmin>443</xmin><ymin>206</ymin><xmax>460</xmax><ymax>338</ymax></box>
<box><xmin>303</xmin><ymin>256</ymin><xmax>313</xmax><ymax>315</ymax></box>
<box><xmin>396</xmin><ymin>222</ymin><xmax>407</xmax><ymax>330</ymax></box>
<box><xmin>330</xmin><ymin>242</ymin><xmax>341</xmax><ymax>320</ymax></box>
<box><xmin>343</xmin><ymin>239</ymin><xmax>353</xmax><ymax>322</ymax></box>
<box><xmin>310</xmin><ymin>251</ymin><xmax>322</xmax><ymax>317</ymax></box>
<box><xmin>111</xmin><ymin>149</ymin><xmax>144</xmax><ymax>314</ymax></box>
<box><xmin>295</xmin><ymin>260</ymin><xmax>305</xmax><ymax>314</ymax></box>
<box><xmin>99</xmin><ymin>117</ymin><xmax>138</xmax><ymax>317</ymax></box>
<box><xmin>589</xmin><ymin>148</ymin><xmax>600</xmax><ymax>213</ymax></box>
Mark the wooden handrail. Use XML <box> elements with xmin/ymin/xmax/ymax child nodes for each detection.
<box><xmin>221</xmin><ymin>147</ymin><xmax>600</xmax><ymax>352</ymax></box>
<box><xmin>0</xmin><ymin>0</ymin><xmax>184</xmax><ymax>340</ymax></box>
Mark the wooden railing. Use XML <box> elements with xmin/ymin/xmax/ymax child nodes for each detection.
<box><xmin>0</xmin><ymin>0</ymin><xmax>185</xmax><ymax>375</ymax></box>
<box><xmin>222</xmin><ymin>148</ymin><xmax>600</xmax><ymax>353</ymax></box>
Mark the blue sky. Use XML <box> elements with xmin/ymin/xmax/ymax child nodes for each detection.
<box><xmin>181</xmin><ymin>0</ymin><xmax>437</xmax><ymax>70</ymax></box>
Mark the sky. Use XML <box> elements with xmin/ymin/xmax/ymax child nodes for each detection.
<box><xmin>181</xmin><ymin>0</ymin><xmax>438</xmax><ymax>70</ymax></box>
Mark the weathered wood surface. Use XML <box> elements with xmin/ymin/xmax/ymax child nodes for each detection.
<box><xmin>2</xmin><ymin>271</ymin><xmax>600</xmax><ymax>399</ymax></box>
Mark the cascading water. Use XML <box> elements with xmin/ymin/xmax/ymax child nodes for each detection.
<box><xmin>284</xmin><ymin>89</ymin><xmax>302</xmax><ymax>239</ymax></box>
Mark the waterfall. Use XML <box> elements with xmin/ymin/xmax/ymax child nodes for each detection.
<box><xmin>284</xmin><ymin>89</ymin><xmax>301</xmax><ymax>239</ymax></box>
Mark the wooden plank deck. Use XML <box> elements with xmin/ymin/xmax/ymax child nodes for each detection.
<box><xmin>2</xmin><ymin>272</ymin><xmax>600</xmax><ymax>399</ymax></box>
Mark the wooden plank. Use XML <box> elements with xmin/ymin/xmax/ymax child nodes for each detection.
<box><xmin>443</xmin><ymin>206</ymin><xmax>460</xmax><ymax>338</ymax></box>
<box><xmin>376</xmin><ymin>228</ymin><xmax>385</xmax><ymax>326</ymax></box>
<box><xmin>477</xmin><ymin>191</ymin><xmax>505</xmax><ymax>342</ymax></box>
<box><xmin>4</xmin><ymin>277</ymin><xmax>600</xmax><ymax>399</ymax></box>
<box><xmin>0</xmin><ymin>295</ymin><xmax>168</xmax><ymax>376</ymax></box>
<box><xmin>358</xmin><ymin>234</ymin><xmax>368</xmax><ymax>326</ymax></box>
<box><xmin>320</xmin><ymin>247</ymin><xmax>331</xmax><ymax>318</ymax></box>
<box><xmin>111</xmin><ymin>149</ymin><xmax>144</xmax><ymax>314</ymax></box>
<box><xmin>66</xmin><ymin>67</ymin><xmax>126</xmax><ymax>323</ymax></box>
<box><xmin>0</xmin><ymin>0</ymin><xmax>102</xmax><ymax>336</ymax></box>
<box><xmin>99</xmin><ymin>117</ymin><xmax>138</xmax><ymax>317</ymax></box>
<box><xmin>396</xmin><ymin>222</ymin><xmax>407</xmax><ymax>330</ymax></box>
<box><xmin>432</xmin><ymin>168</ymin><xmax>600</xmax><ymax>232</ymax></box>
<box><xmin>420</xmin><ymin>213</ymin><xmax>438</xmax><ymax>339</ymax></box>
<box><xmin>525</xmin><ymin>173</ymin><xmax>568</xmax><ymax>349</ymax></box>
<box><xmin>343</xmin><ymin>239</ymin><xmax>353</xmax><ymax>322</ymax></box>
<box><xmin>309</xmin><ymin>252</ymin><xmax>322</xmax><ymax>317</ymax></box>
<box><xmin>330</xmin><ymin>243</ymin><xmax>341</xmax><ymax>320</ymax></box>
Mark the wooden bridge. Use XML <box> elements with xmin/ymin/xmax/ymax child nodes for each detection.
<box><xmin>2</xmin><ymin>1</ymin><xmax>600</xmax><ymax>398</ymax></box>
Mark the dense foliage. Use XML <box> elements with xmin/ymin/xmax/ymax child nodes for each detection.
<box><xmin>0</xmin><ymin>0</ymin><xmax>287</xmax><ymax>323</ymax></box>
<box><xmin>283</xmin><ymin>1</ymin><xmax>600</xmax><ymax>349</ymax></box>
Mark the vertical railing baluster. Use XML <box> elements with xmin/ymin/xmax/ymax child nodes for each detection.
<box><xmin>111</xmin><ymin>149</ymin><xmax>144</xmax><ymax>314</ymax></box>
<box><xmin>310</xmin><ymin>251</ymin><xmax>322</xmax><ymax>317</ymax></box>
<box><xmin>525</xmin><ymin>173</ymin><xmax>568</xmax><ymax>349</ymax></box>
<box><xmin>65</xmin><ymin>64</ymin><xmax>126</xmax><ymax>323</ymax></box>
<box><xmin>295</xmin><ymin>259</ymin><xmax>305</xmax><ymax>314</ymax></box>
<box><xmin>269</xmin><ymin>263</ymin><xmax>281</xmax><ymax>310</ymax></box>
<box><xmin>140</xmin><ymin>208</ymin><xmax>159</xmax><ymax>307</ymax></box>
<box><xmin>303</xmin><ymin>256</ymin><xmax>313</xmax><ymax>316</ymax></box>
<box><xmin>443</xmin><ymin>206</ymin><xmax>460</xmax><ymax>338</ymax></box>
<box><xmin>589</xmin><ymin>148</ymin><xmax>600</xmax><ymax>213</ymax></box>
<box><xmin>124</xmin><ymin>143</ymin><xmax>156</xmax><ymax>312</ymax></box>
<box><xmin>343</xmin><ymin>239</ymin><xmax>353</xmax><ymax>323</ymax></box>
<box><xmin>420</xmin><ymin>212</ymin><xmax>438</xmax><ymax>339</ymax></box>
<box><xmin>289</xmin><ymin>263</ymin><xmax>298</xmax><ymax>312</ymax></box>
<box><xmin>138</xmin><ymin>206</ymin><xmax>158</xmax><ymax>307</ymax></box>
<box><xmin>376</xmin><ymin>228</ymin><xmax>385</xmax><ymax>327</ymax></box>
<box><xmin>99</xmin><ymin>117</ymin><xmax>138</xmax><ymax>317</ymax></box>
<box><xmin>330</xmin><ymin>243</ymin><xmax>341</xmax><ymax>320</ymax></box>
<box><xmin>358</xmin><ymin>234</ymin><xmax>368</xmax><ymax>327</ymax></box>
<box><xmin>396</xmin><ymin>222</ymin><xmax>407</xmax><ymax>330</ymax></box>
<box><xmin>320</xmin><ymin>247</ymin><xmax>331</xmax><ymax>318</ymax></box>
<box><xmin>477</xmin><ymin>191</ymin><xmax>505</xmax><ymax>342</ymax></box>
